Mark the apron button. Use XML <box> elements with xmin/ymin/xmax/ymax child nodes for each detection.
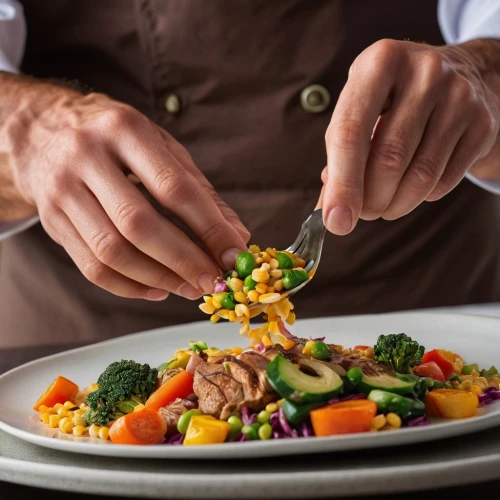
<box><xmin>164</xmin><ymin>93</ymin><xmax>181</xmax><ymax>114</ymax></box>
<box><xmin>300</xmin><ymin>85</ymin><xmax>331</xmax><ymax>113</ymax></box>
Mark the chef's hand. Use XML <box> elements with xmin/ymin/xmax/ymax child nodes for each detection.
<box><xmin>3</xmin><ymin>79</ymin><xmax>249</xmax><ymax>300</ymax></box>
<box><xmin>321</xmin><ymin>39</ymin><xmax>500</xmax><ymax>235</ymax></box>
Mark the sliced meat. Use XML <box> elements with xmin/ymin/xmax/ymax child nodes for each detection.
<box><xmin>238</xmin><ymin>351</ymin><xmax>275</xmax><ymax>394</ymax></box>
<box><xmin>159</xmin><ymin>398</ymin><xmax>190</xmax><ymax>436</ymax></box>
<box><xmin>193</xmin><ymin>362</ymin><xmax>244</xmax><ymax>419</ymax></box>
<box><xmin>341</xmin><ymin>356</ymin><xmax>391</xmax><ymax>376</ymax></box>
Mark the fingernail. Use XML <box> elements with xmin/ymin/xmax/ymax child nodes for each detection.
<box><xmin>326</xmin><ymin>206</ymin><xmax>353</xmax><ymax>235</ymax></box>
<box><xmin>221</xmin><ymin>248</ymin><xmax>241</xmax><ymax>271</ymax></box>
<box><xmin>179</xmin><ymin>282</ymin><xmax>202</xmax><ymax>300</ymax></box>
<box><xmin>146</xmin><ymin>289</ymin><xmax>169</xmax><ymax>301</ymax></box>
<box><xmin>197</xmin><ymin>272</ymin><xmax>216</xmax><ymax>294</ymax></box>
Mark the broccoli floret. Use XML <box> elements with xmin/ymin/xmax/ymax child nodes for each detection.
<box><xmin>374</xmin><ymin>333</ymin><xmax>425</xmax><ymax>374</ymax></box>
<box><xmin>84</xmin><ymin>360</ymin><xmax>158</xmax><ymax>426</ymax></box>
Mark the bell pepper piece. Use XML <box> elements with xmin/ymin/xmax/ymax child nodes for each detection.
<box><xmin>413</xmin><ymin>361</ymin><xmax>445</xmax><ymax>382</ymax></box>
<box><xmin>183</xmin><ymin>415</ymin><xmax>231</xmax><ymax>445</ymax></box>
<box><xmin>425</xmin><ymin>389</ymin><xmax>478</xmax><ymax>419</ymax></box>
<box><xmin>422</xmin><ymin>350</ymin><xmax>454</xmax><ymax>379</ymax></box>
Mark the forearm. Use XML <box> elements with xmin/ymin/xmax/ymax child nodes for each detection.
<box><xmin>447</xmin><ymin>39</ymin><xmax>500</xmax><ymax>180</ymax></box>
<box><xmin>0</xmin><ymin>71</ymin><xmax>81</xmax><ymax>220</ymax></box>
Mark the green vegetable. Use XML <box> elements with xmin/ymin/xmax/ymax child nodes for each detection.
<box><xmin>346</xmin><ymin>367</ymin><xmax>363</xmax><ymax>387</ymax></box>
<box><xmin>84</xmin><ymin>360</ymin><xmax>158</xmax><ymax>426</ymax></box>
<box><xmin>373</xmin><ymin>333</ymin><xmax>425</xmax><ymax>374</ymax></box>
<box><xmin>177</xmin><ymin>409</ymin><xmax>202</xmax><ymax>434</ymax></box>
<box><xmin>243</xmin><ymin>275</ymin><xmax>257</xmax><ymax>293</ymax></box>
<box><xmin>235</xmin><ymin>252</ymin><xmax>257</xmax><ymax>278</ymax></box>
<box><xmin>357</xmin><ymin>372</ymin><xmax>416</xmax><ymax>396</ymax></box>
<box><xmin>188</xmin><ymin>340</ymin><xmax>208</xmax><ymax>353</ymax></box>
<box><xmin>281</xmin><ymin>399</ymin><xmax>325</xmax><ymax>425</ymax></box>
<box><xmin>258</xmin><ymin>423</ymin><xmax>272</xmax><ymax>440</ymax></box>
<box><xmin>401</xmin><ymin>373</ymin><xmax>438</xmax><ymax>399</ymax></box>
<box><xmin>462</xmin><ymin>363</ymin><xmax>478</xmax><ymax>375</ymax></box>
<box><xmin>276</xmin><ymin>252</ymin><xmax>294</xmax><ymax>269</ymax></box>
<box><xmin>444</xmin><ymin>381</ymin><xmax>453</xmax><ymax>389</ymax></box>
<box><xmin>311</xmin><ymin>341</ymin><xmax>330</xmax><ymax>361</ymax></box>
<box><xmin>449</xmin><ymin>374</ymin><xmax>462</xmax><ymax>383</ymax></box>
<box><xmin>242</xmin><ymin>423</ymin><xmax>260</xmax><ymax>440</ymax></box>
<box><xmin>227</xmin><ymin>415</ymin><xmax>244</xmax><ymax>440</ymax></box>
<box><xmin>480</xmin><ymin>366</ymin><xmax>498</xmax><ymax>378</ymax></box>
<box><xmin>266</xmin><ymin>354</ymin><xmax>343</xmax><ymax>404</ymax></box>
<box><xmin>221</xmin><ymin>293</ymin><xmax>237</xmax><ymax>310</ymax></box>
<box><xmin>157</xmin><ymin>358</ymin><xmax>178</xmax><ymax>373</ymax></box>
<box><xmin>367</xmin><ymin>389</ymin><xmax>425</xmax><ymax>418</ymax></box>
<box><xmin>282</xmin><ymin>269</ymin><xmax>309</xmax><ymax>290</ymax></box>
<box><xmin>223</xmin><ymin>270</ymin><xmax>237</xmax><ymax>280</ymax></box>
<box><xmin>257</xmin><ymin>410</ymin><xmax>270</xmax><ymax>424</ymax></box>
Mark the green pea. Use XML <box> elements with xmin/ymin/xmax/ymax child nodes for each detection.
<box><xmin>243</xmin><ymin>275</ymin><xmax>257</xmax><ymax>293</ymax></box>
<box><xmin>311</xmin><ymin>341</ymin><xmax>330</xmax><ymax>361</ymax></box>
<box><xmin>282</xmin><ymin>269</ymin><xmax>309</xmax><ymax>290</ymax></box>
<box><xmin>236</xmin><ymin>252</ymin><xmax>257</xmax><ymax>278</ymax></box>
<box><xmin>241</xmin><ymin>423</ymin><xmax>260</xmax><ymax>440</ymax></box>
<box><xmin>346</xmin><ymin>367</ymin><xmax>363</xmax><ymax>387</ymax></box>
<box><xmin>227</xmin><ymin>415</ymin><xmax>244</xmax><ymax>439</ymax></box>
<box><xmin>177</xmin><ymin>409</ymin><xmax>202</xmax><ymax>434</ymax></box>
<box><xmin>257</xmin><ymin>410</ymin><xmax>270</xmax><ymax>424</ymax></box>
<box><xmin>444</xmin><ymin>381</ymin><xmax>453</xmax><ymax>389</ymax></box>
<box><xmin>258</xmin><ymin>423</ymin><xmax>272</xmax><ymax>440</ymax></box>
<box><xmin>221</xmin><ymin>293</ymin><xmax>237</xmax><ymax>310</ymax></box>
<box><xmin>276</xmin><ymin>252</ymin><xmax>294</xmax><ymax>269</ymax></box>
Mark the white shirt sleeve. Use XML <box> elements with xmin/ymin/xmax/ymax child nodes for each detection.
<box><xmin>0</xmin><ymin>0</ymin><xmax>39</xmax><ymax>239</ymax></box>
<box><xmin>438</xmin><ymin>0</ymin><xmax>500</xmax><ymax>195</ymax></box>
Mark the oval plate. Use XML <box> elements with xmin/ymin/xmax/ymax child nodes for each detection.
<box><xmin>1</xmin><ymin>311</ymin><xmax>499</xmax><ymax>459</ymax></box>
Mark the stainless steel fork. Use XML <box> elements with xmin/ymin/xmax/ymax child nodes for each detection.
<box><xmin>248</xmin><ymin>209</ymin><xmax>326</xmax><ymax>309</ymax></box>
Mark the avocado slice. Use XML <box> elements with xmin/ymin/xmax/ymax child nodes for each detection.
<box><xmin>357</xmin><ymin>372</ymin><xmax>416</xmax><ymax>396</ymax></box>
<box><xmin>266</xmin><ymin>354</ymin><xmax>343</xmax><ymax>404</ymax></box>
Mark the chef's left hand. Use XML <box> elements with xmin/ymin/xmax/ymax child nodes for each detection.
<box><xmin>321</xmin><ymin>38</ymin><xmax>500</xmax><ymax>235</ymax></box>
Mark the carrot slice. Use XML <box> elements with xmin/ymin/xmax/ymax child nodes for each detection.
<box><xmin>33</xmin><ymin>375</ymin><xmax>79</xmax><ymax>411</ymax></box>
<box><xmin>109</xmin><ymin>408</ymin><xmax>167</xmax><ymax>445</ymax></box>
<box><xmin>310</xmin><ymin>400</ymin><xmax>378</xmax><ymax>436</ymax></box>
<box><xmin>145</xmin><ymin>370</ymin><xmax>194</xmax><ymax>411</ymax></box>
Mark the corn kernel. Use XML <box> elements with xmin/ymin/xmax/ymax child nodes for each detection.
<box><xmin>265</xmin><ymin>247</ymin><xmax>277</xmax><ymax>258</ymax></box>
<box><xmin>53</xmin><ymin>403</ymin><xmax>64</xmax><ymax>411</ymax></box>
<box><xmin>58</xmin><ymin>417</ymin><xmax>71</xmax><ymax>430</ymax></box>
<box><xmin>277</xmin><ymin>399</ymin><xmax>285</xmax><ymax>408</ymax></box>
<box><xmin>63</xmin><ymin>421</ymin><xmax>75</xmax><ymax>434</ymax></box>
<box><xmin>302</xmin><ymin>340</ymin><xmax>315</xmax><ymax>356</ymax></box>
<box><xmin>203</xmin><ymin>295</ymin><xmax>213</xmax><ymax>304</ymax></box>
<box><xmin>470</xmin><ymin>370</ymin><xmax>480</xmax><ymax>377</ymax></box>
<box><xmin>266</xmin><ymin>286</ymin><xmax>275</xmax><ymax>294</ymax></box>
<box><xmin>371</xmin><ymin>414</ymin><xmax>386</xmax><ymax>431</ymax></box>
<box><xmin>248</xmin><ymin>244</ymin><xmax>261</xmax><ymax>254</ymax></box>
<box><xmin>212</xmin><ymin>296</ymin><xmax>222</xmax><ymax>309</ymax></box>
<box><xmin>259</xmin><ymin>293</ymin><xmax>281</xmax><ymax>304</ymax></box>
<box><xmin>235</xmin><ymin>303</ymin><xmax>250</xmax><ymax>318</ymax></box>
<box><xmin>247</xmin><ymin>290</ymin><xmax>260</xmax><ymax>303</ymax></box>
<box><xmin>233</xmin><ymin>291</ymin><xmax>247</xmax><ymax>304</ymax></box>
<box><xmin>470</xmin><ymin>384</ymin><xmax>482</xmax><ymax>395</ymax></box>
<box><xmin>256</xmin><ymin>257</ymin><xmax>264</xmax><ymax>264</ymax></box>
<box><xmin>270</xmin><ymin>269</ymin><xmax>283</xmax><ymax>279</ymax></box>
<box><xmin>74</xmin><ymin>408</ymin><xmax>86</xmax><ymax>416</ymax></box>
<box><xmin>266</xmin><ymin>402</ymin><xmax>279</xmax><ymax>414</ymax></box>
<box><xmin>364</xmin><ymin>347</ymin><xmax>375</xmax><ymax>358</ymax></box>
<box><xmin>386</xmin><ymin>413</ymin><xmax>402</xmax><ymax>428</ymax></box>
<box><xmin>49</xmin><ymin>414</ymin><xmax>61</xmax><ymax>428</ymax></box>
<box><xmin>252</xmin><ymin>269</ymin><xmax>270</xmax><ymax>283</ymax></box>
<box><xmin>57</xmin><ymin>407</ymin><xmax>68</xmax><ymax>417</ymax></box>
<box><xmin>286</xmin><ymin>311</ymin><xmax>296</xmax><ymax>325</ymax></box>
<box><xmin>229</xmin><ymin>278</ymin><xmax>244</xmax><ymax>292</ymax></box>
<box><xmin>80</xmin><ymin>403</ymin><xmax>88</xmax><ymax>409</ymax></box>
<box><xmin>99</xmin><ymin>427</ymin><xmax>110</xmax><ymax>440</ymax></box>
<box><xmin>38</xmin><ymin>405</ymin><xmax>50</xmax><ymax>414</ymax></box>
<box><xmin>274</xmin><ymin>280</ymin><xmax>284</xmax><ymax>292</ymax></box>
<box><xmin>72</xmin><ymin>415</ymin><xmax>87</xmax><ymax>427</ymax></box>
<box><xmin>64</xmin><ymin>401</ymin><xmax>76</xmax><ymax>409</ymax></box>
<box><xmin>294</xmin><ymin>257</ymin><xmax>306</xmax><ymax>268</ymax></box>
<box><xmin>239</xmin><ymin>322</ymin><xmax>250</xmax><ymax>335</ymax></box>
<box><xmin>41</xmin><ymin>413</ymin><xmax>51</xmax><ymax>425</ymax></box>
<box><xmin>262</xmin><ymin>334</ymin><xmax>273</xmax><ymax>346</ymax></box>
<box><xmin>260</xmin><ymin>262</ymin><xmax>271</xmax><ymax>272</ymax></box>
<box><xmin>269</xmin><ymin>258</ymin><xmax>279</xmax><ymax>270</ymax></box>
<box><xmin>226</xmin><ymin>310</ymin><xmax>236</xmax><ymax>322</ymax></box>
<box><xmin>261</xmin><ymin>252</ymin><xmax>272</xmax><ymax>263</ymax></box>
<box><xmin>199</xmin><ymin>302</ymin><xmax>216</xmax><ymax>315</ymax></box>
<box><xmin>89</xmin><ymin>424</ymin><xmax>101</xmax><ymax>438</ymax></box>
<box><xmin>256</xmin><ymin>283</ymin><xmax>268</xmax><ymax>294</ymax></box>
<box><xmin>73</xmin><ymin>425</ymin><xmax>87</xmax><ymax>437</ymax></box>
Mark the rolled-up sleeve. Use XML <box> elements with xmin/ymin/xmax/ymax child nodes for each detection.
<box><xmin>438</xmin><ymin>0</ymin><xmax>500</xmax><ymax>195</ymax></box>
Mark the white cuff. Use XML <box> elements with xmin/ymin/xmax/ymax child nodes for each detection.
<box><xmin>0</xmin><ymin>215</ymin><xmax>39</xmax><ymax>240</ymax></box>
<box><xmin>465</xmin><ymin>173</ymin><xmax>500</xmax><ymax>196</ymax></box>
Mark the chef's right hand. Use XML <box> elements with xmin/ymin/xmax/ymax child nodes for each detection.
<box><xmin>6</xmin><ymin>85</ymin><xmax>249</xmax><ymax>301</ymax></box>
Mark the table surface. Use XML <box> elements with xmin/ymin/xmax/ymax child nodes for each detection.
<box><xmin>2</xmin><ymin>303</ymin><xmax>500</xmax><ymax>500</ymax></box>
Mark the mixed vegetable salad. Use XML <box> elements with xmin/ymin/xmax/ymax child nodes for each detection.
<box><xmin>33</xmin><ymin>330</ymin><xmax>500</xmax><ymax>446</ymax></box>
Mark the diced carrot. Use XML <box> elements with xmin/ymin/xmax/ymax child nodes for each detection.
<box><xmin>425</xmin><ymin>389</ymin><xmax>478</xmax><ymax>419</ymax></box>
<box><xmin>109</xmin><ymin>408</ymin><xmax>167</xmax><ymax>445</ymax></box>
<box><xmin>145</xmin><ymin>370</ymin><xmax>194</xmax><ymax>411</ymax></box>
<box><xmin>33</xmin><ymin>376</ymin><xmax>79</xmax><ymax>411</ymax></box>
<box><xmin>354</xmin><ymin>345</ymin><xmax>369</xmax><ymax>352</ymax></box>
<box><xmin>310</xmin><ymin>400</ymin><xmax>378</xmax><ymax>436</ymax></box>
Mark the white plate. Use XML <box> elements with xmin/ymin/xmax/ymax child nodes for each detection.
<box><xmin>1</xmin><ymin>311</ymin><xmax>500</xmax><ymax>460</ymax></box>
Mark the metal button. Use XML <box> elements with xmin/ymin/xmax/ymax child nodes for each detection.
<box><xmin>300</xmin><ymin>84</ymin><xmax>331</xmax><ymax>113</ymax></box>
<box><xmin>164</xmin><ymin>93</ymin><xmax>181</xmax><ymax>114</ymax></box>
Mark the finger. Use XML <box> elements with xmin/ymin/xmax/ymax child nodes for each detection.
<box><xmin>158</xmin><ymin>130</ymin><xmax>251</xmax><ymax>241</ymax></box>
<box><xmin>361</xmin><ymin>89</ymin><xmax>434</xmax><ymax>220</ymax></box>
<box><xmin>83</xmin><ymin>162</ymin><xmax>220</xmax><ymax>294</ymax></box>
<box><xmin>43</xmin><ymin>209</ymin><xmax>168</xmax><ymax>300</ymax></box>
<box><xmin>324</xmin><ymin>46</ymin><xmax>396</xmax><ymax>235</ymax></box>
<box><xmin>62</xmin><ymin>185</ymin><xmax>202</xmax><ymax>300</ymax></box>
<box><xmin>112</xmin><ymin>122</ymin><xmax>248</xmax><ymax>270</ymax></box>
<box><xmin>315</xmin><ymin>185</ymin><xmax>326</xmax><ymax>210</ymax></box>
<box><xmin>383</xmin><ymin>106</ymin><xmax>466</xmax><ymax>219</ymax></box>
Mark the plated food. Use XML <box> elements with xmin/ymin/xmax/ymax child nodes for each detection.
<box><xmin>33</xmin><ymin>329</ymin><xmax>500</xmax><ymax>446</ymax></box>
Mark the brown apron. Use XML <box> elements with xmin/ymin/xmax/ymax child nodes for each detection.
<box><xmin>2</xmin><ymin>0</ymin><xmax>500</xmax><ymax>348</ymax></box>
